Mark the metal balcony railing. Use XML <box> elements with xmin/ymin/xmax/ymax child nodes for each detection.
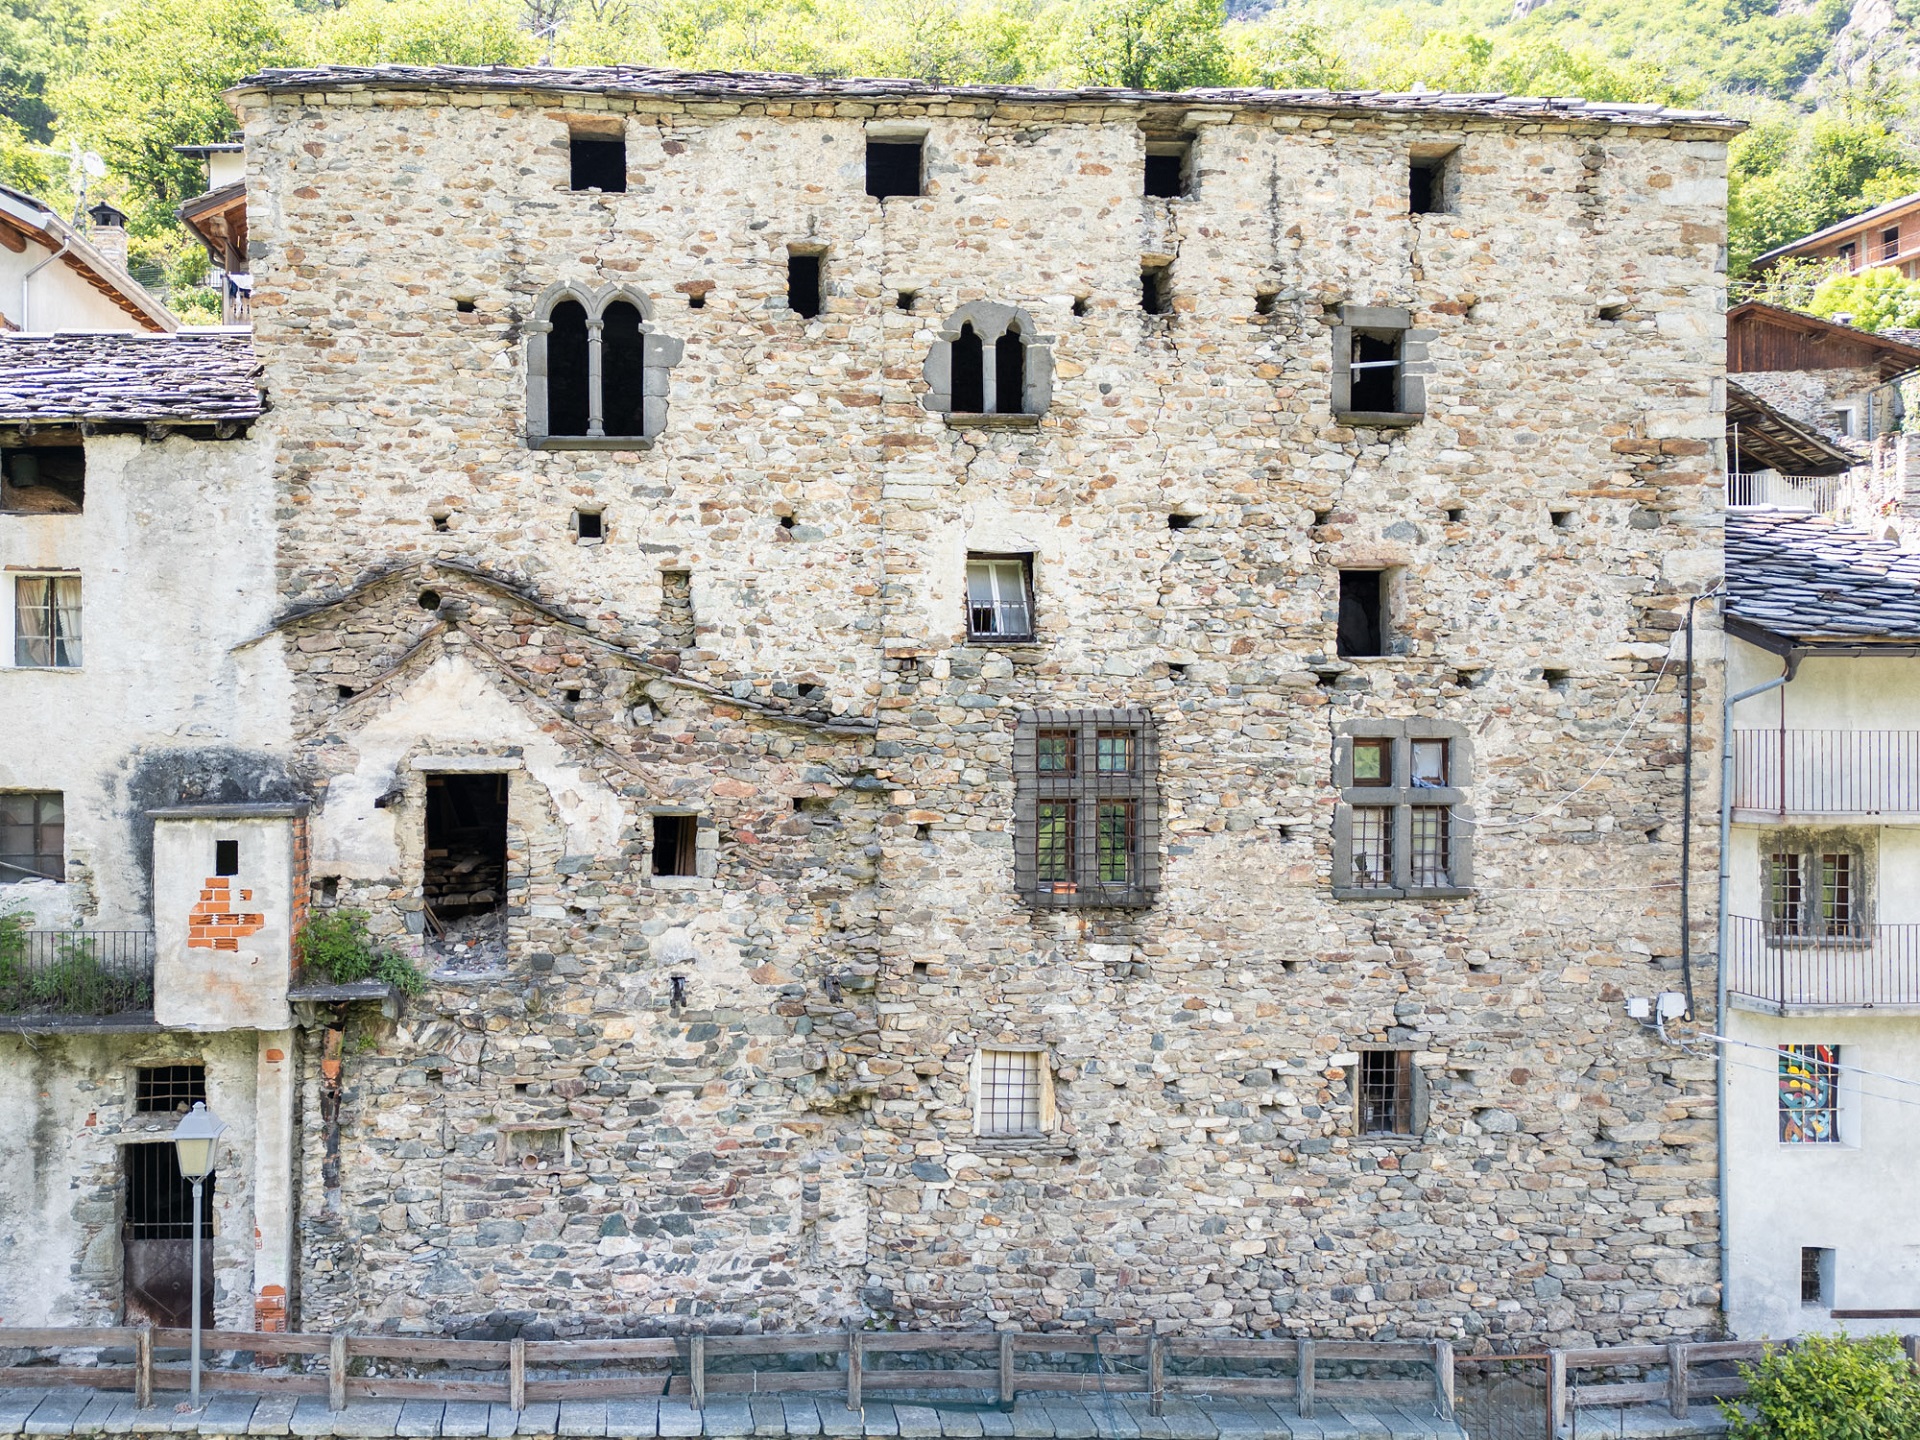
<box><xmin>0</xmin><ymin>930</ymin><xmax>155</xmax><ymax>1017</ymax></box>
<box><xmin>1725</xmin><ymin>471</ymin><xmax>1846</xmax><ymax>512</ymax></box>
<box><xmin>1732</xmin><ymin>729</ymin><xmax>1920</xmax><ymax>814</ymax></box>
<box><xmin>1726</xmin><ymin>915</ymin><xmax>1920</xmax><ymax>1009</ymax></box>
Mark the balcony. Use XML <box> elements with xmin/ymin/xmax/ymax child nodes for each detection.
<box><xmin>1731</xmin><ymin>729</ymin><xmax>1920</xmax><ymax>817</ymax></box>
<box><xmin>1726</xmin><ymin>470</ymin><xmax>1847</xmax><ymax>512</ymax></box>
<box><xmin>0</xmin><ymin>930</ymin><xmax>156</xmax><ymax>1027</ymax></box>
<box><xmin>1726</xmin><ymin>915</ymin><xmax>1920</xmax><ymax>1012</ymax></box>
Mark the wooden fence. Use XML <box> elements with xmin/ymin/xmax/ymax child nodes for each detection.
<box><xmin>0</xmin><ymin>1327</ymin><xmax>1453</xmax><ymax>1420</ymax></box>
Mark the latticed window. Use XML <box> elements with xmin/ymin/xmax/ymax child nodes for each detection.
<box><xmin>1335</xmin><ymin>725</ymin><xmax>1470</xmax><ymax>896</ymax></box>
<box><xmin>976</xmin><ymin>1048</ymin><xmax>1048</xmax><ymax>1137</ymax></box>
<box><xmin>1767</xmin><ymin>848</ymin><xmax>1863</xmax><ymax>938</ymax></box>
<box><xmin>966</xmin><ymin>556</ymin><xmax>1034</xmax><ymax>642</ymax></box>
<box><xmin>1357</xmin><ymin>1049</ymin><xmax>1416</xmax><ymax>1136</ymax></box>
<box><xmin>1014</xmin><ymin>710</ymin><xmax>1158</xmax><ymax>908</ymax></box>
<box><xmin>1778</xmin><ymin>1044</ymin><xmax>1840</xmax><ymax>1144</ymax></box>
<box><xmin>0</xmin><ymin>791</ymin><xmax>63</xmax><ymax>882</ymax></box>
<box><xmin>136</xmin><ymin>1064</ymin><xmax>206</xmax><ymax>1115</ymax></box>
<box><xmin>15</xmin><ymin>575</ymin><xmax>81</xmax><ymax>668</ymax></box>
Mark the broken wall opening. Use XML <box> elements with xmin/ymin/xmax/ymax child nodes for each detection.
<box><xmin>424</xmin><ymin>773</ymin><xmax>509</xmax><ymax>921</ymax></box>
<box><xmin>1</xmin><ymin>444</ymin><xmax>84</xmax><ymax>514</ymax></box>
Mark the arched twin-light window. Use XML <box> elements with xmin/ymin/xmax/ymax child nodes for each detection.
<box><xmin>527</xmin><ymin>283</ymin><xmax>685</xmax><ymax>447</ymax></box>
<box><xmin>923</xmin><ymin>302</ymin><xmax>1053</xmax><ymax>419</ymax></box>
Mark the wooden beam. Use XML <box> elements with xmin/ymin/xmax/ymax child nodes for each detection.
<box><xmin>328</xmin><ymin>1332</ymin><xmax>347</xmax><ymax>1412</ymax></box>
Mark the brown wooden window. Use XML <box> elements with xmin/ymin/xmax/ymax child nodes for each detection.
<box><xmin>1335</xmin><ymin>726</ymin><xmax>1471</xmax><ymax>897</ymax></box>
<box><xmin>1357</xmin><ymin>1049</ymin><xmax>1415</xmax><ymax>1136</ymax></box>
<box><xmin>0</xmin><ymin>790</ymin><xmax>63</xmax><ymax>882</ymax></box>
<box><xmin>1014</xmin><ymin>710</ymin><xmax>1158</xmax><ymax>908</ymax></box>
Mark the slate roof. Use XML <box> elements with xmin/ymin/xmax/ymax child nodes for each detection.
<box><xmin>1727</xmin><ymin>509</ymin><xmax>1920</xmax><ymax>647</ymax></box>
<box><xmin>233</xmin><ymin>65</ymin><xmax>1741</xmax><ymax>129</ymax></box>
<box><xmin>0</xmin><ymin>332</ymin><xmax>263</xmax><ymax>425</ymax></box>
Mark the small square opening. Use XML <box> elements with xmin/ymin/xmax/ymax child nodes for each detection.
<box><xmin>573</xmin><ymin>509</ymin><xmax>603</xmax><ymax>542</ymax></box>
<box><xmin>787</xmin><ymin>251</ymin><xmax>823</xmax><ymax>318</ymax></box>
<box><xmin>866</xmin><ymin>139</ymin><xmax>923</xmax><ymax>200</ymax></box>
<box><xmin>569</xmin><ymin>135</ymin><xmax>626</xmax><ymax>193</ymax></box>
<box><xmin>136</xmin><ymin>1064</ymin><xmax>206</xmax><ymax>1115</ymax></box>
<box><xmin>1348</xmin><ymin>331</ymin><xmax>1402</xmax><ymax>412</ymax></box>
<box><xmin>1409</xmin><ymin>151</ymin><xmax>1452</xmax><ymax>215</ymax></box>
<box><xmin>1800</xmin><ymin>1247</ymin><xmax>1832</xmax><ymax>1307</ymax></box>
<box><xmin>1</xmin><ymin>445</ymin><xmax>85</xmax><ymax>514</ymax></box>
<box><xmin>1144</xmin><ymin>142</ymin><xmax>1189</xmax><ymax>199</ymax></box>
<box><xmin>652</xmin><ymin>814</ymin><xmax>698</xmax><ymax>876</ymax></box>
<box><xmin>1141</xmin><ymin>263</ymin><xmax>1171</xmax><ymax>315</ymax></box>
<box><xmin>454</xmin><ymin>298</ymin><xmax>476</xmax><ymax>315</ymax></box>
<box><xmin>1255</xmin><ymin>290</ymin><xmax>1279</xmax><ymax>317</ymax></box>
<box><xmin>1358</xmin><ymin>1049</ymin><xmax>1415</xmax><ymax>1135</ymax></box>
<box><xmin>1337</xmin><ymin>570</ymin><xmax>1386</xmax><ymax>658</ymax></box>
<box><xmin>1168</xmin><ymin>512</ymin><xmax>1196</xmax><ymax>531</ymax></box>
<box><xmin>213</xmin><ymin>839</ymin><xmax>239</xmax><ymax>877</ymax></box>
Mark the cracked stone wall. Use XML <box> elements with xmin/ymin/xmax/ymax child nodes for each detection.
<box><xmin>231</xmin><ymin>78</ymin><xmax>1730</xmax><ymax>1347</ymax></box>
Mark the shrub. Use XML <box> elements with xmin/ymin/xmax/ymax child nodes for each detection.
<box><xmin>295</xmin><ymin>909</ymin><xmax>425</xmax><ymax>995</ymax></box>
<box><xmin>1723</xmin><ymin>1333</ymin><xmax>1920</xmax><ymax>1440</ymax></box>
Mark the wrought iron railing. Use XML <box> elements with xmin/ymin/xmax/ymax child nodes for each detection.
<box><xmin>0</xmin><ymin>930</ymin><xmax>155</xmax><ymax>1016</ymax></box>
<box><xmin>1732</xmin><ymin>729</ymin><xmax>1920</xmax><ymax>814</ymax></box>
<box><xmin>1726</xmin><ymin>916</ymin><xmax>1920</xmax><ymax>1009</ymax></box>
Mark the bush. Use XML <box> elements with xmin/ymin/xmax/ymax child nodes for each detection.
<box><xmin>1723</xmin><ymin>1333</ymin><xmax>1920</xmax><ymax>1440</ymax></box>
<box><xmin>295</xmin><ymin>909</ymin><xmax>425</xmax><ymax>995</ymax></box>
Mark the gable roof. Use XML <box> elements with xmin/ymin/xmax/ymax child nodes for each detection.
<box><xmin>1726</xmin><ymin>299</ymin><xmax>1920</xmax><ymax>381</ymax></box>
<box><xmin>230</xmin><ymin>64</ymin><xmax>1740</xmax><ymax>130</ymax></box>
<box><xmin>1727</xmin><ymin>508</ymin><xmax>1920</xmax><ymax>650</ymax></box>
<box><xmin>1726</xmin><ymin>380</ymin><xmax>1857</xmax><ymax>476</ymax></box>
<box><xmin>0</xmin><ymin>184</ymin><xmax>177</xmax><ymax>333</ymax></box>
<box><xmin>1750</xmin><ymin>190</ymin><xmax>1920</xmax><ymax>271</ymax></box>
<box><xmin>0</xmin><ymin>331</ymin><xmax>263</xmax><ymax>428</ymax></box>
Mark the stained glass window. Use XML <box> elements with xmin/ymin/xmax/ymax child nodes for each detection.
<box><xmin>1779</xmin><ymin>1045</ymin><xmax>1839</xmax><ymax>1144</ymax></box>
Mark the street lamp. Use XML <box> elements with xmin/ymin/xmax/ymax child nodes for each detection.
<box><xmin>171</xmin><ymin>1101</ymin><xmax>226</xmax><ymax>1409</ymax></box>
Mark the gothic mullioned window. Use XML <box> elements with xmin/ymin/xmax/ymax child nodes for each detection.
<box><xmin>526</xmin><ymin>283</ymin><xmax>684</xmax><ymax>448</ymax></box>
<box><xmin>923</xmin><ymin>302</ymin><xmax>1053</xmax><ymax>421</ymax></box>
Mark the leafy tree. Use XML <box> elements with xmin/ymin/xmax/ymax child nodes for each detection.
<box><xmin>1061</xmin><ymin>0</ymin><xmax>1233</xmax><ymax>91</ymax></box>
<box><xmin>1806</xmin><ymin>266</ymin><xmax>1920</xmax><ymax>332</ymax></box>
<box><xmin>1722</xmin><ymin>1333</ymin><xmax>1920</xmax><ymax>1440</ymax></box>
<box><xmin>1730</xmin><ymin>115</ymin><xmax>1920</xmax><ymax>275</ymax></box>
<box><xmin>1230</xmin><ymin>12</ymin><xmax>1352</xmax><ymax>90</ymax></box>
<box><xmin>0</xmin><ymin>0</ymin><xmax>88</xmax><ymax>142</ymax></box>
<box><xmin>299</xmin><ymin>0</ymin><xmax>535</xmax><ymax>66</ymax></box>
<box><xmin>50</xmin><ymin>0</ymin><xmax>291</xmax><ymax>231</ymax></box>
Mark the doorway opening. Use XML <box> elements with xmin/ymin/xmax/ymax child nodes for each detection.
<box><xmin>123</xmin><ymin>1142</ymin><xmax>213</xmax><ymax>1328</ymax></box>
<box><xmin>424</xmin><ymin>773</ymin><xmax>509</xmax><ymax>921</ymax></box>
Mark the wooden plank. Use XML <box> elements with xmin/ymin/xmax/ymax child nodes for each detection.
<box><xmin>351</xmin><ymin>1338</ymin><xmax>513</xmax><ymax>1363</ymax></box>
<box><xmin>1548</xmin><ymin>1352</ymin><xmax>1567</xmax><ymax>1437</ymax></box>
<box><xmin>846</xmin><ymin>1333</ymin><xmax>861</xmax><ymax>1414</ymax></box>
<box><xmin>0</xmin><ymin>1330</ymin><xmax>133</xmax><ymax>1349</ymax></box>
<box><xmin>1685</xmin><ymin>1342</ymin><xmax>1770</xmax><ymax>1363</ymax></box>
<box><xmin>1432</xmin><ymin>1340</ymin><xmax>1453</xmax><ymax>1420</ymax></box>
<box><xmin>150</xmin><ymin>1369</ymin><xmax>327</xmax><ymax>1396</ymax></box>
<box><xmin>834</xmin><ymin>1375</ymin><xmax>988</xmax><ymax>1393</ymax></box>
<box><xmin>152</xmin><ymin>1329</ymin><xmax>331</xmax><ymax>1356</ymax></box>
<box><xmin>998</xmin><ymin>1375</ymin><xmax>1147</xmax><ymax>1396</ymax></box>
<box><xmin>1296</xmin><ymin>1339</ymin><xmax>1312</xmax><ymax>1420</ymax></box>
<box><xmin>1161</xmin><ymin>1378</ymin><xmax>1295</xmax><ymax>1399</ymax></box>
<box><xmin>1314</xmin><ymin>1381</ymin><xmax>1430</xmax><ymax>1403</ymax></box>
<box><xmin>843</xmin><ymin>1335</ymin><xmax>997</xmax><ymax>1355</ymax></box>
<box><xmin>330</xmin><ymin>1333</ymin><xmax>348</xmax><ymax>1413</ymax></box>
<box><xmin>356</xmin><ymin>1381</ymin><xmax>513</xmax><ymax>1404</ymax></box>
<box><xmin>509</xmin><ymin>1339</ymin><xmax>526</xmax><ymax>1414</ymax></box>
<box><xmin>134</xmin><ymin>1327</ymin><xmax>152</xmax><ymax>1412</ymax></box>
<box><xmin>1159</xmin><ymin>1340</ymin><xmax>1291</xmax><ymax>1361</ymax></box>
<box><xmin>1309</xmin><ymin>1342</ymin><xmax>1435</xmax><ymax>1362</ymax></box>
<box><xmin>687</xmin><ymin>1337</ymin><xmax>702</xmax><ymax>1413</ymax></box>
<box><xmin>1557</xmin><ymin>1347</ymin><xmax>1665</xmax><ymax>1368</ymax></box>
<box><xmin>1571</xmin><ymin>1381</ymin><xmax>1663</xmax><ymax>1406</ymax></box>
<box><xmin>522</xmin><ymin>1341</ymin><xmax>677</xmax><ymax>1363</ymax></box>
<box><xmin>1667</xmin><ymin>1344</ymin><xmax>1689</xmax><ymax>1420</ymax></box>
<box><xmin>1145</xmin><ymin>1336</ymin><xmax>1163</xmax><ymax>1420</ymax></box>
<box><xmin>664</xmin><ymin>1374</ymin><xmax>845</xmax><ymax>1396</ymax></box>
<box><xmin>523</xmin><ymin>1377</ymin><xmax>671</xmax><ymax>1403</ymax></box>
<box><xmin>997</xmin><ymin>1334</ymin><xmax>1012</xmax><ymax>1408</ymax></box>
<box><xmin>1009</xmin><ymin>1338</ymin><xmax>1148</xmax><ymax>1358</ymax></box>
<box><xmin>701</xmin><ymin>1337</ymin><xmax>843</xmax><ymax>1359</ymax></box>
<box><xmin>0</xmin><ymin>1367</ymin><xmax>135</xmax><ymax>1389</ymax></box>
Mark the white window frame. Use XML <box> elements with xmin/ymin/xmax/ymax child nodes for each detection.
<box><xmin>972</xmin><ymin>1046</ymin><xmax>1054</xmax><ymax>1138</ymax></box>
<box><xmin>965</xmin><ymin>555</ymin><xmax>1034</xmax><ymax>642</ymax></box>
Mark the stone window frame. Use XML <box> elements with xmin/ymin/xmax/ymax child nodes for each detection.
<box><xmin>1012</xmin><ymin>708</ymin><xmax>1160</xmax><ymax>909</ymax></box>
<box><xmin>1330</xmin><ymin>304</ymin><xmax>1429</xmax><ymax>428</ymax></box>
<box><xmin>922</xmin><ymin>301</ymin><xmax>1054</xmax><ymax>428</ymax></box>
<box><xmin>525</xmin><ymin>281</ymin><xmax>685</xmax><ymax>451</ymax></box>
<box><xmin>1331</xmin><ymin>719</ymin><xmax>1473</xmax><ymax>899</ymax></box>
<box><xmin>1763</xmin><ymin>829</ymin><xmax>1874</xmax><ymax>942</ymax></box>
<box><xmin>971</xmin><ymin>1045</ymin><xmax>1056</xmax><ymax>1138</ymax></box>
<box><xmin>647</xmin><ymin>807</ymin><xmax>716</xmax><ymax>890</ymax></box>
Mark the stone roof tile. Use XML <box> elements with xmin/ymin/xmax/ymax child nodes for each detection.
<box><xmin>1728</xmin><ymin>508</ymin><xmax>1920</xmax><ymax>645</ymax></box>
<box><xmin>0</xmin><ymin>331</ymin><xmax>263</xmax><ymax>425</ymax></box>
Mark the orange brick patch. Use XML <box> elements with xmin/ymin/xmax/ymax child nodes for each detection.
<box><xmin>186</xmin><ymin>876</ymin><xmax>268</xmax><ymax>951</ymax></box>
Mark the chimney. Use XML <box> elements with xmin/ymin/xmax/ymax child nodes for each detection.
<box><xmin>85</xmin><ymin>201</ymin><xmax>128</xmax><ymax>271</ymax></box>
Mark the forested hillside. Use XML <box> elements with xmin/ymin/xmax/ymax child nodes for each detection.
<box><xmin>2</xmin><ymin>0</ymin><xmax>1916</xmax><ymax>319</ymax></box>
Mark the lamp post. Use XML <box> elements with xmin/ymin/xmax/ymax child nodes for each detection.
<box><xmin>171</xmin><ymin>1101</ymin><xmax>226</xmax><ymax>1409</ymax></box>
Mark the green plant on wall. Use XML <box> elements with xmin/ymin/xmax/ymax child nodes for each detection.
<box><xmin>1722</xmin><ymin>1333</ymin><xmax>1920</xmax><ymax>1440</ymax></box>
<box><xmin>295</xmin><ymin>909</ymin><xmax>426</xmax><ymax>995</ymax></box>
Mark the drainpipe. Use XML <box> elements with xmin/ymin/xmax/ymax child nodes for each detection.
<box><xmin>1715</xmin><ymin>649</ymin><xmax>1801</xmax><ymax>1330</ymax></box>
<box><xmin>20</xmin><ymin>231</ymin><xmax>73</xmax><ymax>331</ymax></box>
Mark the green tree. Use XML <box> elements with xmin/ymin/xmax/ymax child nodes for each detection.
<box><xmin>1731</xmin><ymin>115</ymin><xmax>1920</xmax><ymax>275</ymax></box>
<box><xmin>1806</xmin><ymin>265</ymin><xmax>1920</xmax><ymax>331</ymax></box>
<box><xmin>301</xmin><ymin>0</ymin><xmax>536</xmax><ymax>66</ymax></box>
<box><xmin>51</xmin><ymin>0</ymin><xmax>291</xmax><ymax>231</ymax></box>
<box><xmin>0</xmin><ymin>0</ymin><xmax>88</xmax><ymax>142</ymax></box>
<box><xmin>1722</xmin><ymin>1333</ymin><xmax>1920</xmax><ymax>1440</ymax></box>
<box><xmin>1229</xmin><ymin>12</ymin><xmax>1352</xmax><ymax>90</ymax></box>
<box><xmin>1061</xmin><ymin>0</ymin><xmax>1232</xmax><ymax>91</ymax></box>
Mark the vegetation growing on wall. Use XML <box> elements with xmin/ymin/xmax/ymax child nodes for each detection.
<box><xmin>295</xmin><ymin>908</ymin><xmax>426</xmax><ymax>995</ymax></box>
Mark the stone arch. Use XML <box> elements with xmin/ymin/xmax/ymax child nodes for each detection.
<box><xmin>922</xmin><ymin>301</ymin><xmax>1053</xmax><ymax>417</ymax></box>
<box><xmin>527</xmin><ymin>281</ymin><xmax>685</xmax><ymax>446</ymax></box>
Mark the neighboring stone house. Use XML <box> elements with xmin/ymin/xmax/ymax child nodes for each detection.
<box><xmin>2</xmin><ymin>65</ymin><xmax>1734</xmax><ymax>1351</ymax></box>
<box><xmin>1726</xmin><ymin>300</ymin><xmax>1920</xmax><ymax>450</ymax></box>
<box><xmin>1721</xmin><ymin>510</ymin><xmax>1920</xmax><ymax>1338</ymax></box>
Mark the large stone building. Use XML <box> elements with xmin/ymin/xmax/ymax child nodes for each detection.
<box><xmin>1</xmin><ymin>66</ymin><xmax>1735</xmax><ymax>1352</ymax></box>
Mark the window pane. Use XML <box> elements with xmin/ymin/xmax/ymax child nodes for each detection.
<box><xmin>966</xmin><ymin>562</ymin><xmax>998</xmax><ymax>636</ymax></box>
<box><xmin>1820</xmin><ymin>853</ymin><xmax>1853</xmax><ymax>934</ymax></box>
<box><xmin>967</xmin><ymin>558</ymin><xmax>1031</xmax><ymax>640</ymax></box>
<box><xmin>1779</xmin><ymin>1045</ymin><xmax>1839</xmax><ymax>1144</ymax></box>
<box><xmin>1096</xmin><ymin>800</ymin><xmax>1133</xmax><ymax>885</ymax></box>
<box><xmin>1410</xmin><ymin>807</ymin><xmax>1449</xmax><ymax>887</ymax></box>
<box><xmin>1353</xmin><ymin>738</ymin><xmax>1390</xmax><ymax>786</ymax></box>
<box><xmin>1036</xmin><ymin>801</ymin><xmax>1073</xmax><ymax>883</ymax></box>
<box><xmin>1410</xmin><ymin>740</ymin><xmax>1447</xmax><ymax>787</ymax></box>
<box><xmin>978</xmin><ymin>1049</ymin><xmax>1044</xmax><ymax>1136</ymax></box>
<box><xmin>1352</xmin><ymin>808</ymin><xmax>1392</xmax><ymax>888</ymax></box>
<box><xmin>51</xmin><ymin>576</ymin><xmax>80</xmax><ymax>668</ymax></box>
<box><xmin>1095</xmin><ymin>731</ymin><xmax>1135</xmax><ymax>773</ymax></box>
<box><xmin>1768</xmin><ymin>852</ymin><xmax>1804</xmax><ymax>935</ymax></box>
<box><xmin>1036</xmin><ymin>731</ymin><xmax>1075</xmax><ymax>773</ymax></box>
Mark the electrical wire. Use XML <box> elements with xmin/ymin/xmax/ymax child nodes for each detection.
<box><xmin>1698</xmin><ymin>1032</ymin><xmax>1920</xmax><ymax>1096</ymax></box>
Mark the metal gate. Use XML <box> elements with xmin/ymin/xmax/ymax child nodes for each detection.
<box><xmin>122</xmin><ymin>1142</ymin><xmax>212</xmax><ymax>1328</ymax></box>
<box><xmin>1455</xmin><ymin>1356</ymin><xmax>1550</xmax><ymax>1440</ymax></box>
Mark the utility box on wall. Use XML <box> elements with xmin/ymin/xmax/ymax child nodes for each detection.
<box><xmin>150</xmin><ymin>803</ymin><xmax>306</xmax><ymax>1030</ymax></box>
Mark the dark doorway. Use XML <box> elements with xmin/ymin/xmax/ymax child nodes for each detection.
<box><xmin>951</xmin><ymin>324</ymin><xmax>984</xmax><ymax>413</ymax></box>
<box><xmin>993</xmin><ymin>330</ymin><xmax>1025</xmax><ymax>415</ymax></box>
<box><xmin>1337</xmin><ymin>570</ymin><xmax>1386</xmax><ymax>657</ymax></box>
<box><xmin>424</xmin><ymin>774</ymin><xmax>510</xmax><ymax>920</ymax></box>
<box><xmin>123</xmin><ymin>1142</ymin><xmax>213</xmax><ymax>1328</ymax></box>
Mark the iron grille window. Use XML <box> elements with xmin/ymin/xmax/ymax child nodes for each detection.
<box><xmin>966</xmin><ymin>556</ymin><xmax>1034</xmax><ymax>642</ymax></box>
<box><xmin>977</xmin><ymin>1048</ymin><xmax>1046</xmax><ymax>1137</ymax></box>
<box><xmin>1357</xmin><ymin>1050</ymin><xmax>1414</xmax><ymax>1135</ymax></box>
<box><xmin>1779</xmin><ymin>1045</ymin><xmax>1840</xmax><ymax>1144</ymax></box>
<box><xmin>1767</xmin><ymin>849</ymin><xmax>1862</xmax><ymax>938</ymax></box>
<box><xmin>1014</xmin><ymin>710</ymin><xmax>1159</xmax><ymax>908</ymax></box>
<box><xmin>136</xmin><ymin>1064</ymin><xmax>206</xmax><ymax>1115</ymax></box>
<box><xmin>1801</xmin><ymin>1248</ymin><xmax>1832</xmax><ymax>1306</ymax></box>
<box><xmin>1335</xmin><ymin>727</ymin><xmax>1470</xmax><ymax>896</ymax></box>
<box><xmin>0</xmin><ymin>790</ymin><xmax>63</xmax><ymax>882</ymax></box>
<box><xmin>15</xmin><ymin>575</ymin><xmax>81</xmax><ymax>667</ymax></box>
<box><xmin>124</xmin><ymin>1142</ymin><xmax>214</xmax><ymax>1240</ymax></box>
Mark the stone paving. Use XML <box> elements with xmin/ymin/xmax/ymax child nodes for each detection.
<box><xmin>0</xmin><ymin>1390</ymin><xmax>1467</xmax><ymax>1440</ymax></box>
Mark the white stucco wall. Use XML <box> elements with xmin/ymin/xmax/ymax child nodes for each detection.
<box><xmin>0</xmin><ymin>429</ymin><xmax>285</xmax><ymax>928</ymax></box>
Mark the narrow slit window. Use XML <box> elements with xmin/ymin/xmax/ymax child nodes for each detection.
<box><xmin>136</xmin><ymin>1064</ymin><xmax>206</xmax><ymax>1115</ymax></box>
<box><xmin>866</xmin><ymin>139</ymin><xmax>922</xmax><ymax>200</ymax></box>
<box><xmin>569</xmin><ymin>135</ymin><xmax>627</xmax><ymax>193</ymax></box>
<box><xmin>1408</xmin><ymin>152</ymin><xmax>1450</xmax><ymax>214</ymax></box>
<box><xmin>787</xmin><ymin>251</ymin><xmax>822</xmax><ymax>319</ymax></box>
<box><xmin>652</xmin><ymin>814</ymin><xmax>698</xmax><ymax>877</ymax></box>
<box><xmin>14</xmin><ymin>575</ymin><xmax>81</xmax><ymax>668</ymax></box>
<box><xmin>1141</xmin><ymin>263</ymin><xmax>1171</xmax><ymax>315</ymax></box>
<box><xmin>659</xmin><ymin>570</ymin><xmax>694</xmax><ymax>649</ymax></box>
<box><xmin>977</xmin><ymin>1049</ymin><xmax>1045</xmax><ymax>1137</ymax></box>
<box><xmin>1336</xmin><ymin>570</ymin><xmax>1385</xmax><ymax>658</ymax></box>
<box><xmin>965</xmin><ymin>556</ymin><xmax>1034</xmax><ymax>642</ymax></box>
<box><xmin>214</xmin><ymin>840</ymin><xmax>239</xmax><ymax>877</ymax></box>
<box><xmin>951</xmin><ymin>323</ymin><xmax>985</xmax><ymax>413</ymax></box>
<box><xmin>599</xmin><ymin>301</ymin><xmax>647</xmax><ymax>439</ymax></box>
<box><xmin>1351</xmin><ymin>808</ymin><xmax>1392</xmax><ymax>889</ymax></box>
<box><xmin>993</xmin><ymin>327</ymin><xmax>1026</xmax><ymax>414</ymax></box>
<box><xmin>1358</xmin><ymin>1050</ymin><xmax>1414</xmax><ymax>1135</ymax></box>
